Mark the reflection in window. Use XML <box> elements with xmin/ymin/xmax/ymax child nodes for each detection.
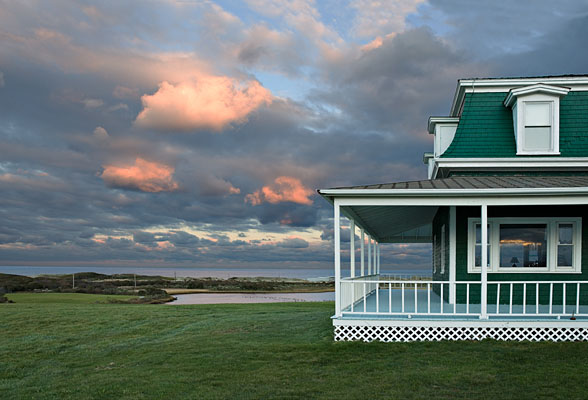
<box><xmin>499</xmin><ymin>224</ymin><xmax>547</xmax><ymax>268</ymax></box>
<box><xmin>558</xmin><ymin>223</ymin><xmax>574</xmax><ymax>267</ymax></box>
<box><xmin>474</xmin><ymin>224</ymin><xmax>491</xmax><ymax>268</ymax></box>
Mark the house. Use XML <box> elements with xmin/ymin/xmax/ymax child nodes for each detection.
<box><xmin>318</xmin><ymin>75</ymin><xmax>588</xmax><ymax>342</ymax></box>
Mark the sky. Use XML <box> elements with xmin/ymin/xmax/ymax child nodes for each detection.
<box><xmin>1</xmin><ymin>0</ymin><xmax>588</xmax><ymax>271</ymax></box>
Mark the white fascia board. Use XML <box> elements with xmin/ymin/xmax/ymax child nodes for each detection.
<box><xmin>504</xmin><ymin>84</ymin><xmax>570</xmax><ymax>107</ymax></box>
<box><xmin>333</xmin><ymin>195</ymin><xmax>588</xmax><ymax>207</ymax></box>
<box><xmin>319</xmin><ymin>187</ymin><xmax>588</xmax><ymax>198</ymax></box>
<box><xmin>450</xmin><ymin>77</ymin><xmax>588</xmax><ymax>116</ymax></box>
<box><xmin>434</xmin><ymin>157</ymin><xmax>588</xmax><ymax>169</ymax></box>
<box><xmin>427</xmin><ymin>116</ymin><xmax>460</xmax><ymax>134</ymax></box>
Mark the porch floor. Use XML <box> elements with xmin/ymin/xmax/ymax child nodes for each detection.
<box><xmin>341</xmin><ymin>288</ymin><xmax>588</xmax><ymax>320</ymax></box>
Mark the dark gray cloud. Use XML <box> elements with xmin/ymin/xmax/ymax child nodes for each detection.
<box><xmin>0</xmin><ymin>1</ymin><xmax>585</xmax><ymax>270</ymax></box>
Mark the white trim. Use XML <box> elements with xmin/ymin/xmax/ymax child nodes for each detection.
<box><xmin>334</xmin><ymin>200</ymin><xmax>341</xmax><ymax>317</ymax></box>
<box><xmin>333</xmin><ymin>318</ymin><xmax>588</xmax><ymax>329</ymax></box>
<box><xmin>360</xmin><ymin>229</ymin><xmax>365</xmax><ymax>276</ymax></box>
<box><xmin>449</xmin><ymin>206</ymin><xmax>457</xmax><ymax>303</ymax></box>
<box><xmin>350</xmin><ymin>219</ymin><xmax>355</xmax><ymax>278</ymax></box>
<box><xmin>335</xmin><ymin>195</ymin><xmax>588</xmax><ymax>207</ymax></box>
<box><xmin>440</xmin><ymin>224</ymin><xmax>446</xmax><ymax>274</ymax></box>
<box><xmin>467</xmin><ymin>217</ymin><xmax>582</xmax><ymax>274</ymax></box>
<box><xmin>427</xmin><ymin>116</ymin><xmax>460</xmax><ymax>134</ymax></box>
<box><xmin>450</xmin><ymin>76</ymin><xmax>588</xmax><ymax>117</ymax></box>
<box><xmin>430</xmin><ymin>157</ymin><xmax>588</xmax><ymax>179</ymax></box>
<box><xmin>504</xmin><ymin>83</ymin><xmax>570</xmax><ymax>107</ymax></box>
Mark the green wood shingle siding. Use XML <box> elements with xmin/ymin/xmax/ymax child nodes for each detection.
<box><xmin>441</xmin><ymin>91</ymin><xmax>588</xmax><ymax>158</ymax></box>
<box><xmin>449</xmin><ymin>205</ymin><xmax>588</xmax><ymax>305</ymax></box>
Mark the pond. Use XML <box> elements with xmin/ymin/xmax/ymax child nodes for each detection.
<box><xmin>167</xmin><ymin>292</ymin><xmax>335</xmax><ymax>305</ymax></box>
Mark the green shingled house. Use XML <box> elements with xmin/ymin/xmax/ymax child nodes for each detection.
<box><xmin>318</xmin><ymin>75</ymin><xmax>588</xmax><ymax>342</ymax></box>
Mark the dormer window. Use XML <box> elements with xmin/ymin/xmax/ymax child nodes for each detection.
<box><xmin>504</xmin><ymin>84</ymin><xmax>569</xmax><ymax>156</ymax></box>
<box><xmin>523</xmin><ymin>101</ymin><xmax>552</xmax><ymax>152</ymax></box>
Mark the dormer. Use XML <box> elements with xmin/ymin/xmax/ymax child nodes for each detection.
<box><xmin>503</xmin><ymin>84</ymin><xmax>570</xmax><ymax>156</ymax></box>
<box><xmin>428</xmin><ymin>117</ymin><xmax>460</xmax><ymax>158</ymax></box>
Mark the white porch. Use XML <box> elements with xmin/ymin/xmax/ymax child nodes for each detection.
<box><xmin>320</xmin><ymin>177</ymin><xmax>588</xmax><ymax>341</ymax></box>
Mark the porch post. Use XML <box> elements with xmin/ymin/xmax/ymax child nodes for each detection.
<box><xmin>350</xmin><ymin>219</ymin><xmax>355</xmax><ymax>278</ymax></box>
<box><xmin>449</xmin><ymin>206</ymin><xmax>457</xmax><ymax>304</ymax></box>
<box><xmin>360</xmin><ymin>229</ymin><xmax>365</xmax><ymax>276</ymax></box>
<box><xmin>373</xmin><ymin>240</ymin><xmax>377</xmax><ymax>274</ymax></box>
<box><xmin>368</xmin><ymin>236</ymin><xmax>372</xmax><ymax>275</ymax></box>
<box><xmin>377</xmin><ymin>242</ymin><xmax>380</xmax><ymax>274</ymax></box>
<box><xmin>481</xmin><ymin>204</ymin><xmax>488</xmax><ymax>319</ymax></box>
<box><xmin>334</xmin><ymin>199</ymin><xmax>341</xmax><ymax>317</ymax></box>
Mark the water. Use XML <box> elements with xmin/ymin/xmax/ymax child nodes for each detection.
<box><xmin>168</xmin><ymin>292</ymin><xmax>335</xmax><ymax>305</ymax></box>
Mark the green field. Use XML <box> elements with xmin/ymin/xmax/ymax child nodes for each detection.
<box><xmin>5</xmin><ymin>292</ymin><xmax>138</xmax><ymax>304</ymax></box>
<box><xmin>1</xmin><ymin>295</ymin><xmax>587</xmax><ymax>399</ymax></box>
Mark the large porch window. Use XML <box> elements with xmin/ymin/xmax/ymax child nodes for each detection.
<box><xmin>468</xmin><ymin>217</ymin><xmax>582</xmax><ymax>273</ymax></box>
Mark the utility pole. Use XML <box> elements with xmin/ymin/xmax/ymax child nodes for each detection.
<box><xmin>134</xmin><ymin>274</ymin><xmax>137</xmax><ymax>290</ymax></box>
<box><xmin>72</xmin><ymin>273</ymin><xmax>75</xmax><ymax>289</ymax></box>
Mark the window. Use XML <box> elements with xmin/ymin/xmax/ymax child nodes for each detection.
<box><xmin>523</xmin><ymin>102</ymin><xmax>552</xmax><ymax>152</ymax></box>
<box><xmin>503</xmin><ymin>83</ymin><xmax>569</xmax><ymax>156</ymax></box>
<box><xmin>467</xmin><ymin>217</ymin><xmax>581</xmax><ymax>273</ymax></box>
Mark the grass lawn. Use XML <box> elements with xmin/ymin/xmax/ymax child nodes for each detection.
<box><xmin>1</xmin><ymin>298</ymin><xmax>587</xmax><ymax>399</ymax></box>
<box><xmin>5</xmin><ymin>292</ymin><xmax>138</xmax><ymax>304</ymax></box>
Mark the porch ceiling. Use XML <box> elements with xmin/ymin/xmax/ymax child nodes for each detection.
<box><xmin>342</xmin><ymin>205</ymin><xmax>437</xmax><ymax>243</ymax></box>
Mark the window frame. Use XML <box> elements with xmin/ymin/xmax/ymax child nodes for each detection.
<box><xmin>467</xmin><ymin>217</ymin><xmax>582</xmax><ymax>274</ymax></box>
<box><xmin>513</xmin><ymin>93</ymin><xmax>562</xmax><ymax>156</ymax></box>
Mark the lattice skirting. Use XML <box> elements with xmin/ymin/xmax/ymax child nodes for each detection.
<box><xmin>334</xmin><ymin>325</ymin><xmax>588</xmax><ymax>342</ymax></box>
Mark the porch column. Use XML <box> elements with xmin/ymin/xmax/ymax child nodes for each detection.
<box><xmin>481</xmin><ymin>204</ymin><xmax>488</xmax><ymax>319</ymax></box>
<box><xmin>360</xmin><ymin>229</ymin><xmax>365</xmax><ymax>276</ymax></box>
<box><xmin>367</xmin><ymin>236</ymin><xmax>372</xmax><ymax>275</ymax></box>
<box><xmin>449</xmin><ymin>206</ymin><xmax>457</xmax><ymax>304</ymax></box>
<box><xmin>377</xmin><ymin>242</ymin><xmax>380</xmax><ymax>274</ymax></box>
<box><xmin>373</xmin><ymin>240</ymin><xmax>377</xmax><ymax>274</ymax></box>
<box><xmin>334</xmin><ymin>199</ymin><xmax>341</xmax><ymax>317</ymax></box>
<box><xmin>350</xmin><ymin>219</ymin><xmax>355</xmax><ymax>278</ymax></box>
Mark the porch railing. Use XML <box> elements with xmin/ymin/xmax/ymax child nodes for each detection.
<box><xmin>340</xmin><ymin>278</ymin><xmax>588</xmax><ymax>318</ymax></box>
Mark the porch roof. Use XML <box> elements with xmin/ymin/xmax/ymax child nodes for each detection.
<box><xmin>319</xmin><ymin>175</ymin><xmax>588</xmax><ymax>243</ymax></box>
<box><xmin>320</xmin><ymin>175</ymin><xmax>588</xmax><ymax>192</ymax></box>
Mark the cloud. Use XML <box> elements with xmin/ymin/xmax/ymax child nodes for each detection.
<box><xmin>93</xmin><ymin>126</ymin><xmax>109</xmax><ymax>140</ymax></box>
<box><xmin>0</xmin><ymin>71</ymin><xmax>4</xmax><ymax>87</ymax></box>
<box><xmin>349</xmin><ymin>0</ymin><xmax>426</xmax><ymax>38</ymax></box>
<box><xmin>246</xmin><ymin>176</ymin><xmax>314</xmax><ymax>205</ymax></box>
<box><xmin>134</xmin><ymin>76</ymin><xmax>272</xmax><ymax>132</ymax></box>
<box><xmin>113</xmin><ymin>86</ymin><xmax>139</xmax><ymax>99</ymax></box>
<box><xmin>101</xmin><ymin>158</ymin><xmax>179</xmax><ymax>193</ymax></box>
<box><xmin>277</xmin><ymin>236</ymin><xmax>309</xmax><ymax>248</ymax></box>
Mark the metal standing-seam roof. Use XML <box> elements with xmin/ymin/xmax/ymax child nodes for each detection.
<box><xmin>320</xmin><ymin>175</ymin><xmax>588</xmax><ymax>191</ymax></box>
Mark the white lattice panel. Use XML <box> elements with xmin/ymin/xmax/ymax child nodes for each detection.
<box><xmin>334</xmin><ymin>325</ymin><xmax>588</xmax><ymax>342</ymax></box>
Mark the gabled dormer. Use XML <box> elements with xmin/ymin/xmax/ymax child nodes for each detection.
<box><xmin>424</xmin><ymin>75</ymin><xmax>588</xmax><ymax>179</ymax></box>
<box><xmin>503</xmin><ymin>84</ymin><xmax>570</xmax><ymax>156</ymax></box>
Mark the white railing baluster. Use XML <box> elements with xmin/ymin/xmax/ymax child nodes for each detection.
<box><xmin>414</xmin><ymin>283</ymin><xmax>418</xmax><ymax>314</ymax></box>
<box><xmin>509</xmin><ymin>284</ymin><xmax>513</xmax><ymax>315</ymax></box>
<box><xmin>351</xmin><ymin>282</ymin><xmax>354</xmax><ymax>312</ymax></box>
<box><xmin>466</xmin><ymin>283</ymin><xmax>470</xmax><ymax>314</ymax></box>
<box><xmin>401</xmin><ymin>283</ymin><xmax>405</xmax><ymax>313</ymax></box>
<box><xmin>440</xmin><ymin>283</ymin><xmax>444</xmax><ymax>314</ymax></box>
<box><xmin>549</xmin><ymin>283</ymin><xmax>553</xmax><ymax>315</ymax></box>
<box><xmin>523</xmin><ymin>283</ymin><xmax>527</xmax><ymax>314</ymax></box>
<box><xmin>563</xmin><ymin>283</ymin><xmax>566</xmax><ymax>314</ymax></box>
<box><xmin>536</xmin><ymin>283</ymin><xmax>539</xmax><ymax>315</ymax></box>
<box><xmin>496</xmin><ymin>283</ymin><xmax>500</xmax><ymax>315</ymax></box>
<box><xmin>363</xmin><ymin>281</ymin><xmax>366</xmax><ymax>313</ymax></box>
<box><xmin>388</xmin><ymin>282</ymin><xmax>392</xmax><ymax>313</ymax></box>
<box><xmin>376</xmin><ymin>281</ymin><xmax>379</xmax><ymax>313</ymax></box>
<box><xmin>427</xmin><ymin>283</ymin><xmax>431</xmax><ymax>314</ymax></box>
<box><xmin>577</xmin><ymin>283</ymin><xmax>580</xmax><ymax>315</ymax></box>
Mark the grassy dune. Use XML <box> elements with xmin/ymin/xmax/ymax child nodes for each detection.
<box><xmin>5</xmin><ymin>293</ymin><xmax>138</xmax><ymax>304</ymax></box>
<box><xmin>1</xmin><ymin>297</ymin><xmax>587</xmax><ymax>399</ymax></box>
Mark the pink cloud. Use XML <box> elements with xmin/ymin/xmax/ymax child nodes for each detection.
<box><xmin>246</xmin><ymin>176</ymin><xmax>313</xmax><ymax>205</ymax></box>
<box><xmin>134</xmin><ymin>76</ymin><xmax>272</xmax><ymax>132</ymax></box>
<box><xmin>101</xmin><ymin>158</ymin><xmax>179</xmax><ymax>193</ymax></box>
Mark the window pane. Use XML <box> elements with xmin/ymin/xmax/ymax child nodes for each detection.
<box><xmin>525</xmin><ymin>102</ymin><xmax>550</xmax><ymax>126</ymax></box>
<box><xmin>475</xmin><ymin>244</ymin><xmax>491</xmax><ymax>267</ymax></box>
<box><xmin>558</xmin><ymin>245</ymin><xmax>573</xmax><ymax>267</ymax></box>
<box><xmin>524</xmin><ymin>127</ymin><xmax>551</xmax><ymax>150</ymax></box>
<box><xmin>499</xmin><ymin>224</ymin><xmax>547</xmax><ymax>268</ymax></box>
<box><xmin>475</xmin><ymin>224</ymin><xmax>490</xmax><ymax>244</ymax></box>
<box><xmin>559</xmin><ymin>224</ymin><xmax>573</xmax><ymax>244</ymax></box>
